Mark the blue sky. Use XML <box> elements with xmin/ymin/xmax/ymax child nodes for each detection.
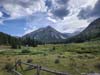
<box><xmin>0</xmin><ymin>0</ymin><xmax>100</xmax><ymax>36</ymax></box>
<box><xmin>0</xmin><ymin>18</ymin><xmax>26</xmax><ymax>36</ymax></box>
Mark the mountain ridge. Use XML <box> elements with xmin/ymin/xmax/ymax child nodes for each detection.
<box><xmin>66</xmin><ymin>18</ymin><xmax>100</xmax><ymax>43</ymax></box>
<box><xmin>23</xmin><ymin>26</ymin><xmax>70</xmax><ymax>43</ymax></box>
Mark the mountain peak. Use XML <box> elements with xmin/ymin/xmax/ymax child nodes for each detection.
<box><xmin>43</xmin><ymin>26</ymin><xmax>57</xmax><ymax>32</ymax></box>
<box><xmin>23</xmin><ymin>26</ymin><xmax>69</xmax><ymax>43</ymax></box>
<box><xmin>45</xmin><ymin>26</ymin><xmax>54</xmax><ymax>29</ymax></box>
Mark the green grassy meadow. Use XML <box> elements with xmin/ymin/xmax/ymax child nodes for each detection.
<box><xmin>0</xmin><ymin>40</ymin><xmax>100</xmax><ymax>75</ymax></box>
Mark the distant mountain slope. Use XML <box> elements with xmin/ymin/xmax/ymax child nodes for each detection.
<box><xmin>66</xmin><ymin>18</ymin><xmax>100</xmax><ymax>43</ymax></box>
<box><xmin>23</xmin><ymin>26</ymin><xmax>70</xmax><ymax>43</ymax></box>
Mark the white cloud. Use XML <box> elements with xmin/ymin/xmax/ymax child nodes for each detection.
<box><xmin>0</xmin><ymin>12</ymin><xmax>3</xmax><ymax>17</ymax></box>
<box><xmin>52</xmin><ymin>15</ymin><xmax>89</xmax><ymax>33</ymax></box>
<box><xmin>59</xmin><ymin>0</ymin><xmax>98</xmax><ymax>33</ymax></box>
<box><xmin>0</xmin><ymin>11</ymin><xmax>3</xmax><ymax>24</ymax></box>
<box><xmin>47</xmin><ymin>17</ymin><xmax>57</xmax><ymax>23</ymax></box>
<box><xmin>84</xmin><ymin>0</ymin><xmax>98</xmax><ymax>8</ymax></box>
<box><xmin>47</xmin><ymin>0</ymin><xmax>94</xmax><ymax>33</ymax></box>
<box><xmin>1</xmin><ymin>0</ymin><xmax>46</xmax><ymax>19</ymax></box>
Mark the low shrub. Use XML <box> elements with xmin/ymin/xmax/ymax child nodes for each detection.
<box><xmin>4</xmin><ymin>63</ymin><xmax>13</xmax><ymax>72</ymax></box>
<box><xmin>31</xmin><ymin>52</ymin><xmax>44</xmax><ymax>55</ymax></box>
<box><xmin>21</xmin><ymin>49</ymin><xmax>31</xmax><ymax>54</ymax></box>
<box><xmin>52</xmin><ymin>46</ymin><xmax>56</xmax><ymax>50</ymax></box>
<box><xmin>43</xmin><ymin>53</ymin><xmax>48</xmax><ymax>56</ymax></box>
<box><xmin>54</xmin><ymin>59</ymin><xmax>60</xmax><ymax>64</ymax></box>
<box><xmin>27</xmin><ymin>59</ymin><xmax>33</xmax><ymax>63</ymax></box>
<box><xmin>50</xmin><ymin>46</ymin><xmax>56</xmax><ymax>52</ymax></box>
<box><xmin>95</xmin><ymin>63</ymin><xmax>100</xmax><ymax>70</ymax></box>
<box><xmin>0</xmin><ymin>51</ymin><xmax>4</xmax><ymax>54</ymax></box>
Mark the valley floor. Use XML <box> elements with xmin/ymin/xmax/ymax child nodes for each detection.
<box><xmin>0</xmin><ymin>40</ymin><xmax>100</xmax><ymax>75</ymax></box>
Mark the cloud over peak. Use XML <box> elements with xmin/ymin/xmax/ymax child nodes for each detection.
<box><xmin>78</xmin><ymin>0</ymin><xmax>100</xmax><ymax>19</ymax></box>
<box><xmin>0</xmin><ymin>0</ymin><xmax>100</xmax><ymax>35</ymax></box>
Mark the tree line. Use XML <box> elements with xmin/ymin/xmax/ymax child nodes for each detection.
<box><xmin>0</xmin><ymin>32</ymin><xmax>41</xmax><ymax>49</ymax></box>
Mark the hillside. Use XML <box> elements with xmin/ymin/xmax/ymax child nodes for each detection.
<box><xmin>0</xmin><ymin>32</ymin><xmax>14</xmax><ymax>45</ymax></box>
<box><xmin>0</xmin><ymin>32</ymin><xmax>21</xmax><ymax>49</ymax></box>
<box><xmin>66</xmin><ymin>18</ymin><xmax>100</xmax><ymax>43</ymax></box>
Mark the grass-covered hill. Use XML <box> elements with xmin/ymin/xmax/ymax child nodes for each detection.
<box><xmin>66</xmin><ymin>18</ymin><xmax>100</xmax><ymax>43</ymax></box>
